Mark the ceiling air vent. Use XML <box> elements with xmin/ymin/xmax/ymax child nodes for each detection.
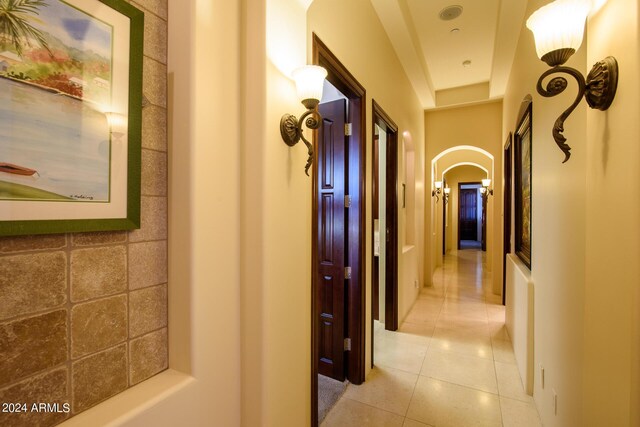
<box><xmin>439</xmin><ymin>5</ymin><xmax>463</xmax><ymax>21</ymax></box>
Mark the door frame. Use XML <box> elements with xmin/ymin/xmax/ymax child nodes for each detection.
<box><xmin>442</xmin><ymin>179</ymin><xmax>447</xmax><ymax>255</ymax></box>
<box><xmin>311</xmin><ymin>34</ymin><xmax>366</xmax><ymax>427</ymax></box>
<box><xmin>370</xmin><ymin>100</ymin><xmax>399</xmax><ymax>367</ymax></box>
<box><xmin>457</xmin><ymin>181</ymin><xmax>481</xmax><ymax>249</ymax></box>
<box><xmin>502</xmin><ymin>134</ymin><xmax>513</xmax><ymax>305</ymax></box>
<box><xmin>481</xmin><ymin>191</ymin><xmax>487</xmax><ymax>251</ymax></box>
<box><xmin>372</xmin><ymin>130</ymin><xmax>380</xmax><ymax>322</ymax></box>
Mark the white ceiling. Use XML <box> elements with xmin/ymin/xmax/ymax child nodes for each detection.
<box><xmin>370</xmin><ymin>0</ymin><xmax>529</xmax><ymax>109</ymax></box>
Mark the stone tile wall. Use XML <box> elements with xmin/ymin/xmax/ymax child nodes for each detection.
<box><xmin>0</xmin><ymin>1</ymin><xmax>168</xmax><ymax>426</ymax></box>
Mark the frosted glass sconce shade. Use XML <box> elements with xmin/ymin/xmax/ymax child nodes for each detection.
<box><xmin>526</xmin><ymin>0</ymin><xmax>589</xmax><ymax>66</ymax></box>
<box><xmin>432</xmin><ymin>181</ymin><xmax>443</xmax><ymax>201</ymax></box>
<box><xmin>292</xmin><ymin>65</ymin><xmax>327</xmax><ymax>108</ymax></box>
<box><xmin>481</xmin><ymin>179</ymin><xmax>493</xmax><ymax>199</ymax></box>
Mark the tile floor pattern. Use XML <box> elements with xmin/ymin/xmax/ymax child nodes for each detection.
<box><xmin>321</xmin><ymin>249</ymin><xmax>542</xmax><ymax>427</ymax></box>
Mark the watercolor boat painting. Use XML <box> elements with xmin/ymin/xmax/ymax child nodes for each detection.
<box><xmin>0</xmin><ymin>0</ymin><xmax>113</xmax><ymax>202</ymax></box>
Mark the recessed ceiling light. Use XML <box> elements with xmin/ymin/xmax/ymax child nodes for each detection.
<box><xmin>450</xmin><ymin>28</ymin><xmax>460</xmax><ymax>34</ymax></box>
<box><xmin>439</xmin><ymin>5</ymin><xmax>463</xmax><ymax>21</ymax></box>
<box><xmin>462</xmin><ymin>60</ymin><xmax>472</xmax><ymax>67</ymax></box>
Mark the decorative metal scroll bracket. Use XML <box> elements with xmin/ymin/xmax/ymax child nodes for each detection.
<box><xmin>280</xmin><ymin>107</ymin><xmax>321</xmax><ymax>176</ymax></box>
<box><xmin>536</xmin><ymin>56</ymin><xmax>618</xmax><ymax>163</ymax></box>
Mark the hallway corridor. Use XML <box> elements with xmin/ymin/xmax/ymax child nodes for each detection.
<box><xmin>321</xmin><ymin>250</ymin><xmax>541</xmax><ymax>427</ymax></box>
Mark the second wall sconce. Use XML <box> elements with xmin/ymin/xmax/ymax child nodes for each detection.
<box><xmin>526</xmin><ymin>0</ymin><xmax>618</xmax><ymax>163</ymax></box>
<box><xmin>280</xmin><ymin>65</ymin><xmax>328</xmax><ymax>176</ymax></box>
<box><xmin>481</xmin><ymin>178</ymin><xmax>493</xmax><ymax>201</ymax></box>
<box><xmin>443</xmin><ymin>187</ymin><xmax>451</xmax><ymax>204</ymax></box>
<box><xmin>432</xmin><ymin>180</ymin><xmax>443</xmax><ymax>202</ymax></box>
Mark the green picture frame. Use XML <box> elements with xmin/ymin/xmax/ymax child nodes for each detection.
<box><xmin>0</xmin><ymin>0</ymin><xmax>143</xmax><ymax>236</ymax></box>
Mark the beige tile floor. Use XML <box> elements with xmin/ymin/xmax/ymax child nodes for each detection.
<box><xmin>321</xmin><ymin>249</ymin><xmax>542</xmax><ymax>427</ymax></box>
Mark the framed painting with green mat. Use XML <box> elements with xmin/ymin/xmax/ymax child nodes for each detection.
<box><xmin>0</xmin><ymin>0</ymin><xmax>143</xmax><ymax>236</ymax></box>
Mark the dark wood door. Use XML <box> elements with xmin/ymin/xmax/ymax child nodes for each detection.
<box><xmin>372</xmin><ymin>133</ymin><xmax>379</xmax><ymax>321</ymax></box>
<box><xmin>481</xmin><ymin>195</ymin><xmax>487</xmax><ymax>251</ymax></box>
<box><xmin>384</xmin><ymin>127</ymin><xmax>398</xmax><ymax>331</ymax></box>
<box><xmin>316</xmin><ymin>99</ymin><xmax>347</xmax><ymax>381</ymax></box>
<box><xmin>459</xmin><ymin>189</ymin><xmax>478</xmax><ymax>241</ymax></box>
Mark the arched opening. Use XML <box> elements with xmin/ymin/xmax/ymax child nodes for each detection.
<box><xmin>429</xmin><ymin>146</ymin><xmax>496</xmax><ymax>284</ymax></box>
<box><xmin>441</xmin><ymin>164</ymin><xmax>488</xmax><ymax>254</ymax></box>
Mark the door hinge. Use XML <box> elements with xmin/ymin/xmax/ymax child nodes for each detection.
<box><xmin>345</xmin><ymin>123</ymin><xmax>352</xmax><ymax>136</ymax></box>
<box><xmin>344</xmin><ymin>338</ymin><xmax>351</xmax><ymax>351</ymax></box>
<box><xmin>344</xmin><ymin>266</ymin><xmax>352</xmax><ymax>280</ymax></box>
<box><xmin>344</xmin><ymin>195</ymin><xmax>351</xmax><ymax>208</ymax></box>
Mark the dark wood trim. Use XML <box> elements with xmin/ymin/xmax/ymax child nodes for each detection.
<box><xmin>311</xmin><ymin>33</ymin><xmax>367</xmax><ymax>427</ymax></box>
<box><xmin>457</xmin><ymin>183</ymin><xmax>461</xmax><ymax>250</ymax></box>
<box><xmin>371</xmin><ymin>100</ymin><xmax>399</xmax><ymax>335</ymax></box>
<box><xmin>442</xmin><ymin>179</ymin><xmax>447</xmax><ymax>255</ymax></box>
<box><xmin>372</xmin><ymin>132</ymin><xmax>380</xmax><ymax>323</ymax></box>
<box><xmin>502</xmin><ymin>133</ymin><xmax>513</xmax><ymax>305</ymax></box>
<box><xmin>481</xmin><ymin>193</ymin><xmax>487</xmax><ymax>251</ymax></box>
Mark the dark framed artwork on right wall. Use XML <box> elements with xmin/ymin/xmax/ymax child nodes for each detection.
<box><xmin>514</xmin><ymin>96</ymin><xmax>532</xmax><ymax>269</ymax></box>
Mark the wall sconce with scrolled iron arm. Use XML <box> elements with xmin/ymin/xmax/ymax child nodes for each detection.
<box><xmin>527</xmin><ymin>0</ymin><xmax>618</xmax><ymax>163</ymax></box>
<box><xmin>480</xmin><ymin>178</ymin><xmax>493</xmax><ymax>202</ymax></box>
<box><xmin>280</xmin><ymin>65</ymin><xmax>328</xmax><ymax>176</ymax></box>
<box><xmin>443</xmin><ymin>187</ymin><xmax>451</xmax><ymax>204</ymax></box>
<box><xmin>432</xmin><ymin>180</ymin><xmax>443</xmax><ymax>202</ymax></box>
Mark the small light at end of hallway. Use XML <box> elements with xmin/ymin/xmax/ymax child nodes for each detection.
<box><xmin>432</xmin><ymin>180</ymin><xmax>443</xmax><ymax>202</ymax></box>
<box><xmin>443</xmin><ymin>187</ymin><xmax>450</xmax><ymax>204</ymax></box>
<box><xmin>481</xmin><ymin>178</ymin><xmax>493</xmax><ymax>202</ymax></box>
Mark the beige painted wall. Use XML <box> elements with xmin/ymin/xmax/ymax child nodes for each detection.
<box><xmin>45</xmin><ymin>1</ymin><xmax>639</xmax><ymax>427</ymax></box>
<box><xmin>502</xmin><ymin>0</ymin><xmax>587</xmax><ymax>424</ymax></box>
<box><xmin>504</xmin><ymin>1</ymin><xmax>640</xmax><ymax>425</ymax></box>
<box><xmin>308</xmin><ymin>0</ymin><xmax>426</xmax><ymax>373</ymax></box>
<box><xmin>425</xmin><ymin>101</ymin><xmax>503</xmax><ymax>296</ymax></box>
<box><xmin>437</xmin><ymin>150</ymin><xmax>493</xmax><ymax>179</ymax></box>
<box><xmin>583</xmin><ymin>0</ymin><xmax>640</xmax><ymax>424</ymax></box>
<box><xmin>86</xmin><ymin>0</ymin><xmax>425</xmax><ymax>425</ymax></box>
<box><xmin>57</xmin><ymin>1</ymin><xmax>246</xmax><ymax>426</ymax></box>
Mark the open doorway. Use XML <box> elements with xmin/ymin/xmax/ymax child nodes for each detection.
<box><xmin>371</xmin><ymin>100</ymin><xmax>399</xmax><ymax>368</ymax></box>
<box><xmin>311</xmin><ymin>34</ymin><xmax>366</xmax><ymax>427</ymax></box>
<box><xmin>458</xmin><ymin>182</ymin><xmax>483</xmax><ymax>250</ymax></box>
